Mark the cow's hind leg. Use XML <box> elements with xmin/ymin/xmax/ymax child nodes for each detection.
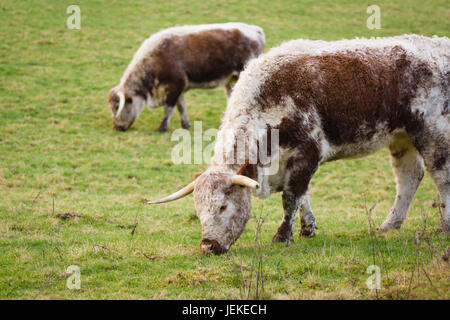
<box><xmin>418</xmin><ymin>136</ymin><xmax>450</xmax><ymax>233</ymax></box>
<box><xmin>429</xmin><ymin>167</ymin><xmax>450</xmax><ymax>233</ymax></box>
<box><xmin>176</xmin><ymin>94</ymin><xmax>190</xmax><ymax>129</ymax></box>
<box><xmin>299</xmin><ymin>195</ymin><xmax>318</xmax><ymax>237</ymax></box>
<box><xmin>379</xmin><ymin>136</ymin><xmax>424</xmax><ymax>231</ymax></box>
<box><xmin>430</xmin><ymin>169</ymin><xmax>450</xmax><ymax>233</ymax></box>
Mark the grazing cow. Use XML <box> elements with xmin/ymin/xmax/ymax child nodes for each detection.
<box><xmin>108</xmin><ymin>23</ymin><xmax>265</xmax><ymax>132</ymax></box>
<box><xmin>149</xmin><ymin>35</ymin><xmax>450</xmax><ymax>254</ymax></box>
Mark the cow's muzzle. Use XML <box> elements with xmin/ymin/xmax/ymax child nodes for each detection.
<box><xmin>113</xmin><ymin>124</ymin><xmax>129</xmax><ymax>131</ymax></box>
<box><xmin>113</xmin><ymin>119</ymin><xmax>135</xmax><ymax>132</ymax></box>
<box><xmin>200</xmin><ymin>239</ymin><xmax>226</xmax><ymax>255</ymax></box>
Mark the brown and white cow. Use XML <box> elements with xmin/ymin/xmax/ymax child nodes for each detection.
<box><xmin>108</xmin><ymin>23</ymin><xmax>265</xmax><ymax>132</ymax></box>
<box><xmin>149</xmin><ymin>35</ymin><xmax>450</xmax><ymax>254</ymax></box>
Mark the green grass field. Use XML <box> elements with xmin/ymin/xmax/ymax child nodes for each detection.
<box><xmin>0</xmin><ymin>0</ymin><xmax>449</xmax><ymax>299</ymax></box>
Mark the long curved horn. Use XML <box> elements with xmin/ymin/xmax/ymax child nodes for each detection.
<box><xmin>231</xmin><ymin>175</ymin><xmax>259</xmax><ymax>189</ymax></box>
<box><xmin>147</xmin><ymin>181</ymin><xmax>195</xmax><ymax>204</ymax></box>
<box><xmin>116</xmin><ymin>91</ymin><xmax>126</xmax><ymax>118</ymax></box>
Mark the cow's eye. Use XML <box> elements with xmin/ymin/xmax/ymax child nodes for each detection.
<box><xmin>219</xmin><ymin>205</ymin><xmax>227</xmax><ymax>213</ymax></box>
<box><xmin>126</xmin><ymin>97</ymin><xmax>133</xmax><ymax>104</ymax></box>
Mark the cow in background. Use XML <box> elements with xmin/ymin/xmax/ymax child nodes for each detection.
<box><xmin>109</xmin><ymin>23</ymin><xmax>265</xmax><ymax>132</ymax></box>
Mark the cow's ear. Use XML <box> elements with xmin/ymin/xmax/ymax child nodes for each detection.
<box><xmin>108</xmin><ymin>89</ymin><xmax>116</xmax><ymax>103</ymax></box>
<box><xmin>194</xmin><ymin>173</ymin><xmax>202</xmax><ymax>179</ymax></box>
<box><xmin>237</xmin><ymin>159</ymin><xmax>250</xmax><ymax>175</ymax></box>
<box><xmin>237</xmin><ymin>159</ymin><xmax>257</xmax><ymax>180</ymax></box>
<box><xmin>124</xmin><ymin>93</ymin><xmax>133</xmax><ymax>104</ymax></box>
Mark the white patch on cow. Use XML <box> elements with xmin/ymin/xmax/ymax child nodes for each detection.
<box><xmin>318</xmin><ymin>135</ymin><xmax>333</xmax><ymax>163</ymax></box>
<box><xmin>255</xmin><ymin>147</ymin><xmax>295</xmax><ymax>198</ymax></box>
<box><xmin>411</xmin><ymin>86</ymin><xmax>449</xmax><ymax>140</ymax></box>
<box><xmin>147</xmin><ymin>84</ymin><xmax>168</xmax><ymax>108</ymax></box>
<box><xmin>327</xmin><ymin>124</ymin><xmax>405</xmax><ymax>161</ymax></box>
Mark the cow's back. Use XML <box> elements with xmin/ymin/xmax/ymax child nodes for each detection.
<box><xmin>121</xmin><ymin>23</ymin><xmax>264</xmax><ymax>87</ymax></box>
<box><xmin>153</xmin><ymin>27</ymin><xmax>264</xmax><ymax>84</ymax></box>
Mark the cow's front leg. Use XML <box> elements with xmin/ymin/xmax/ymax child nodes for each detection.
<box><xmin>158</xmin><ymin>104</ymin><xmax>176</xmax><ymax>132</ymax></box>
<box><xmin>273</xmin><ymin>152</ymin><xmax>319</xmax><ymax>243</ymax></box>
<box><xmin>272</xmin><ymin>191</ymin><xmax>301</xmax><ymax>243</ymax></box>
<box><xmin>158</xmin><ymin>80</ymin><xmax>185</xmax><ymax>132</ymax></box>
<box><xmin>176</xmin><ymin>94</ymin><xmax>190</xmax><ymax>129</ymax></box>
<box><xmin>299</xmin><ymin>195</ymin><xmax>318</xmax><ymax>237</ymax></box>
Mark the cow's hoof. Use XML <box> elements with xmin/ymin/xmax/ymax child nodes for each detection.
<box><xmin>300</xmin><ymin>222</ymin><xmax>318</xmax><ymax>238</ymax></box>
<box><xmin>272</xmin><ymin>233</ymin><xmax>293</xmax><ymax>243</ymax></box>
<box><xmin>181</xmin><ymin>121</ymin><xmax>190</xmax><ymax>129</ymax></box>
<box><xmin>158</xmin><ymin>126</ymin><xmax>168</xmax><ymax>133</ymax></box>
<box><xmin>300</xmin><ymin>226</ymin><xmax>316</xmax><ymax>237</ymax></box>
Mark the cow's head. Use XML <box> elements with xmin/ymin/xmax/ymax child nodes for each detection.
<box><xmin>108</xmin><ymin>86</ymin><xmax>145</xmax><ymax>131</ymax></box>
<box><xmin>148</xmin><ymin>163</ymin><xmax>259</xmax><ymax>254</ymax></box>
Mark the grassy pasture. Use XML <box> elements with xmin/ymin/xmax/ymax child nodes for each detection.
<box><xmin>0</xmin><ymin>0</ymin><xmax>449</xmax><ymax>299</ymax></box>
